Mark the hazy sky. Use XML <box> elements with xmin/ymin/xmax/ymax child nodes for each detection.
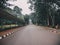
<box><xmin>7</xmin><ymin>0</ymin><xmax>32</xmax><ymax>15</ymax></box>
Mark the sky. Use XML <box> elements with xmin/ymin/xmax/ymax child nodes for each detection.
<box><xmin>7</xmin><ymin>0</ymin><xmax>32</xmax><ymax>15</ymax></box>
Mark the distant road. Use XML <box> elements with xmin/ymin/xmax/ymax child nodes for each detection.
<box><xmin>0</xmin><ymin>25</ymin><xmax>59</xmax><ymax>45</ymax></box>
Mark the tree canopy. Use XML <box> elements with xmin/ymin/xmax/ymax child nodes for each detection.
<box><xmin>13</xmin><ymin>6</ymin><xmax>22</xmax><ymax>14</ymax></box>
<box><xmin>29</xmin><ymin>0</ymin><xmax>60</xmax><ymax>28</ymax></box>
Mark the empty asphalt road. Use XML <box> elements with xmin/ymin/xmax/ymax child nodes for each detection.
<box><xmin>0</xmin><ymin>25</ymin><xmax>59</xmax><ymax>45</ymax></box>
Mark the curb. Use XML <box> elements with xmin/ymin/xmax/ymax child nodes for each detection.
<box><xmin>49</xmin><ymin>30</ymin><xmax>57</xmax><ymax>33</ymax></box>
<box><xmin>0</xmin><ymin>32</ymin><xmax>14</xmax><ymax>40</ymax></box>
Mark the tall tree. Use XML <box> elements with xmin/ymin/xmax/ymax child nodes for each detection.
<box><xmin>13</xmin><ymin>6</ymin><xmax>22</xmax><ymax>15</ymax></box>
<box><xmin>28</xmin><ymin>0</ymin><xmax>60</xmax><ymax>27</ymax></box>
<box><xmin>24</xmin><ymin>14</ymin><xmax>29</xmax><ymax>25</ymax></box>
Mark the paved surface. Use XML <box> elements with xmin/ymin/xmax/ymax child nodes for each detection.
<box><xmin>0</xmin><ymin>27</ymin><xmax>25</xmax><ymax>40</ymax></box>
<box><xmin>0</xmin><ymin>25</ymin><xmax>59</xmax><ymax>45</ymax></box>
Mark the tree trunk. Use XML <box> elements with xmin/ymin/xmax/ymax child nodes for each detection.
<box><xmin>47</xmin><ymin>15</ymin><xmax>50</xmax><ymax>26</ymax></box>
<box><xmin>52</xmin><ymin>15</ymin><xmax>55</xmax><ymax>28</ymax></box>
<box><xmin>47</xmin><ymin>18</ymin><xmax>49</xmax><ymax>26</ymax></box>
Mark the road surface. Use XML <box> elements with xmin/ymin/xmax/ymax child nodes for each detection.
<box><xmin>0</xmin><ymin>25</ymin><xmax>59</xmax><ymax>45</ymax></box>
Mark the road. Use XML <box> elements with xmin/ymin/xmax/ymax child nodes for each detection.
<box><xmin>0</xmin><ymin>25</ymin><xmax>59</xmax><ymax>45</ymax></box>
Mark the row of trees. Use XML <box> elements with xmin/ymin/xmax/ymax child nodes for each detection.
<box><xmin>0</xmin><ymin>0</ymin><xmax>30</xmax><ymax>25</ymax></box>
<box><xmin>13</xmin><ymin>6</ymin><xmax>29</xmax><ymax>25</ymax></box>
<box><xmin>29</xmin><ymin>0</ymin><xmax>60</xmax><ymax>28</ymax></box>
<box><xmin>0</xmin><ymin>0</ymin><xmax>29</xmax><ymax>31</ymax></box>
<box><xmin>0</xmin><ymin>5</ymin><xmax>29</xmax><ymax>26</ymax></box>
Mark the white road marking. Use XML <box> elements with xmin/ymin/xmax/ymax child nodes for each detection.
<box><xmin>3</xmin><ymin>35</ymin><xmax>6</xmax><ymax>37</ymax></box>
<box><xmin>53</xmin><ymin>31</ymin><xmax>57</xmax><ymax>33</ymax></box>
<box><xmin>0</xmin><ymin>37</ymin><xmax>2</xmax><ymax>39</ymax></box>
<box><xmin>9</xmin><ymin>32</ymin><xmax>11</xmax><ymax>34</ymax></box>
<box><xmin>7</xmin><ymin>34</ymin><xmax>9</xmax><ymax>36</ymax></box>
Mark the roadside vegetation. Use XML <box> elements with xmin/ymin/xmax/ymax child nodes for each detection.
<box><xmin>29</xmin><ymin>0</ymin><xmax>60</xmax><ymax>29</ymax></box>
<box><xmin>0</xmin><ymin>0</ymin><xmax>29</xmax><ymax>31</ymax></box>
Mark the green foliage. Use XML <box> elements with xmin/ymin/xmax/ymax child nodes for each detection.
<box><xmin>13</xmin><ymin>6</ymin><xmax>25</xmax><ymax>25</ymax></box>
<box><xmin>0</xmin><ymin>7</ymin><xmax>25</xmax><ymax>27</ymax></box>
<box><xmin>0</xmin><ymin>0</ymin><xmax>14</xmax><ymax>8</ymax></box>
<box><xmin>13</xmin><ymin>6</ymin><xmax>22</xmax><ymax>14</ymax></box>
<box><xmin>24</xmin><ymin>15</ymin><xmax>29</xmax><ymax>25</ymax></box>
<box><xmin>0</xmin><ymin>0</ymin><xmax>7</xmax><ymax>8</ymax></box>
<box><xmin>30</xmin><ymin>13</ymin><xmax>37</xmax><ymax>24</ymax></box>
<box><xmin>29</xmin><ymin>0</ymin><xmax>60</xmax><ymax>27</ymax></box>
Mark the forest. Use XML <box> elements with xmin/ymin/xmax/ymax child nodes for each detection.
<box><xmin>29</xmin><ymin>0</ymin><xmax>60</xmax><ymax>28</ymax></box>
<box><xmin>0</xmin><ymin>0</ymin><xmax>29</xmax><ymax>31</ymax></box>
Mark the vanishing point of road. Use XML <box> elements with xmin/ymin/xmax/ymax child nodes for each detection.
<box><xmin>0</xmin><ymin>25</ymin><xmax>59</xmax><ymax>45</ymax></box>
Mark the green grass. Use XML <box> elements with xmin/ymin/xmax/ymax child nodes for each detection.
<box><xmin>0</xmin><ymin>24</ymin><xmax>18</xmax><ymax>29</ymax></box>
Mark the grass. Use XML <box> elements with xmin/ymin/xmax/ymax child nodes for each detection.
<box><xmin>0</xmin><ymin>24</ymin><xmax>18</xmax><ymax>30</ymax></box>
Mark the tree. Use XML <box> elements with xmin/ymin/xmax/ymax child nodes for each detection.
<box><xmin>24</xmin><ymin>14</ymin><xmax>29</xmax><ymax>25</ymax></box>
<box><xmin>28</xmin><ymin>0</ymin><xmax>60</xmax><ymax>27</ymax></box>
<box><xmin>30</xmin><ymin>13</ymin><xmax>37</xmax><ymax>24</ymax></box>
<box><xmin>0</xmin><ymin>0</ymin><xmax>14</xmax><ymax>8</ymax></box>
<box><xmin>13</xmin><ymin>6</ymin><xmax>22</xmax><ymax>14</ymax></box>
<box><xmin>0</xmin><ymin>0</ymin><xmax>7</xmax><ymax>8</ymax></box>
